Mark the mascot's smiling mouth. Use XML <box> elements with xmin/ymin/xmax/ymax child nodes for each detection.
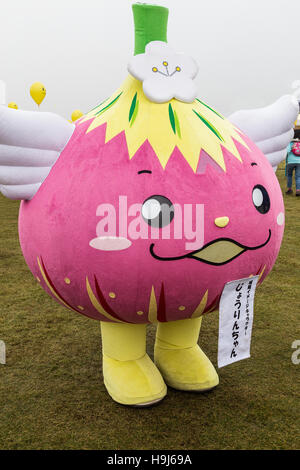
<box><xmin>150</xmin><ymin>229</ymin><xmax>271</xmax><ymax>266</ymax></box>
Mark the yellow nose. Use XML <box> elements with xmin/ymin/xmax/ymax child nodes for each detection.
<box><xmin>215</xmin><ymin>216</ymin><xmax>229</xmax><ymax>228</ymax></box>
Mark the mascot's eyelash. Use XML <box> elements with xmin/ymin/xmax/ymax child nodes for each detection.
<box><xmin>138</xmin><ymin>170</ymin><xmax>152</xmax><ymax>174</ymax></box>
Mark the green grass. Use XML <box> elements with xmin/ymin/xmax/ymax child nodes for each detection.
<box><xmin>0</xmin><ymin>166</ymin><xmax>299</xmax><ymax>450</ymax></box>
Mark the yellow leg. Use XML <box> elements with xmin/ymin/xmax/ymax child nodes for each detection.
<box><xmin>154</xmin><ymin>317</ymin><xmax>219</xmax><ymax>391</ymax></box>
<box><xmin>100</xmin><ymin>322</ymin><xmax>167</xmax><ymax>406</ymax></box>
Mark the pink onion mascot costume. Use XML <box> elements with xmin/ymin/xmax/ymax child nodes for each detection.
<box><xmin>0</xmin><ymin>4</ymin><xmax>298</xmax><ymax>406</ymax></box>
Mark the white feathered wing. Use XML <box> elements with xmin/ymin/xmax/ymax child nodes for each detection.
<box><xmin>0</xmin><ymin>105</ymin><xmax>75</xmax><ymax>200</ymax></box>
<box><xmin>228</xmin><ymin>95</ymin><xmax>299</xmax><ymax>170</ymax></box>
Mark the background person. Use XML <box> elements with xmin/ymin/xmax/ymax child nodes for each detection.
<box><xmin>286</xmin><ymin>139</ymin><xmax>300</xmax><ymax>196</ymax></box>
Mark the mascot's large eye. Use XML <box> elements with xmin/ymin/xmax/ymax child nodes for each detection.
<box><xmin>142</xmin><ymin>195</ymin><xmax>174</xmax><ymax>228</ymax></box>
<box><xmin>252</xmin><ymin>185</ymin><xmax>270</xmax><ymax>214</ymax></box>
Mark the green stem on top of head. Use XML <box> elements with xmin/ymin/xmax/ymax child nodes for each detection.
<box><xmin>132</xmin><ymin>3</ymin><xmax>169</xmax><ymax>55</ymax></box>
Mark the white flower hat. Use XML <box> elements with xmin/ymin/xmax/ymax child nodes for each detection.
<box><xmin>128</xmin><ymin>40</ymin><xmax>198</xmax><ymax>104</ymax></box>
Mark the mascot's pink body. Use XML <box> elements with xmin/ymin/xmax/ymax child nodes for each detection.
<box><xmin>19</xmin><ymin>118</ymin><xmax>284</xmax><ymax>324</ymax></box>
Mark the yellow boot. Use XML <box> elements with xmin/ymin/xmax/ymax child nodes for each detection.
<box><xmin>101</xmin><ymin>322</ymin><xmax>167</xmax><ymax>406</ymax></box>
<box><xmin>154</xmin><ymin>317</ymin><xmax>219</xmax><ymax>391</ymax></box>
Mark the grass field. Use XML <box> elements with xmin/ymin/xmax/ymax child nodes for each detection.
<box><xmin>0</xmin><ymin>166</ymin><xmax>299</xmax><ymax>450</ymax></box>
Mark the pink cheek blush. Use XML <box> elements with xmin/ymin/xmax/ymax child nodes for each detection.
<box><xmin>277</xmin><ymin>212</ymin><xmax>284</xmax><ymax>226</ymax></box>
<box><xmin>89</xmin><ymin>237</ymin><xmax>132</xmax><ymax>251</ymax></box>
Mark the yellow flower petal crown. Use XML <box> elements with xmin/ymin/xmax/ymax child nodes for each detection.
<box><xmin>79</xmin><ymin>3</ymin><xmax>249</xmax><ymax>172</ymax></box>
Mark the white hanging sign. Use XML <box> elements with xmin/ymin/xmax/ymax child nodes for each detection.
<box><xmin>218</xmin><ymin>276</ymin><xmax>259</xmax><ymax>368</ymax></box>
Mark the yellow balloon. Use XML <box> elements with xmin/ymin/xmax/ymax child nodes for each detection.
<box><xmin>8</xmin><ymin>102</ymin><xmax>18</xmax><ymax>110</ymax></box>
<box><xmin>30</xmin><ymin>82</ymin><xmax>46</xmax><ymax>106</ymax></box>
<box><xmin>71</xmin><ymin>109</ymin><xmax>83</xmax><ymax>122</ymax></box>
